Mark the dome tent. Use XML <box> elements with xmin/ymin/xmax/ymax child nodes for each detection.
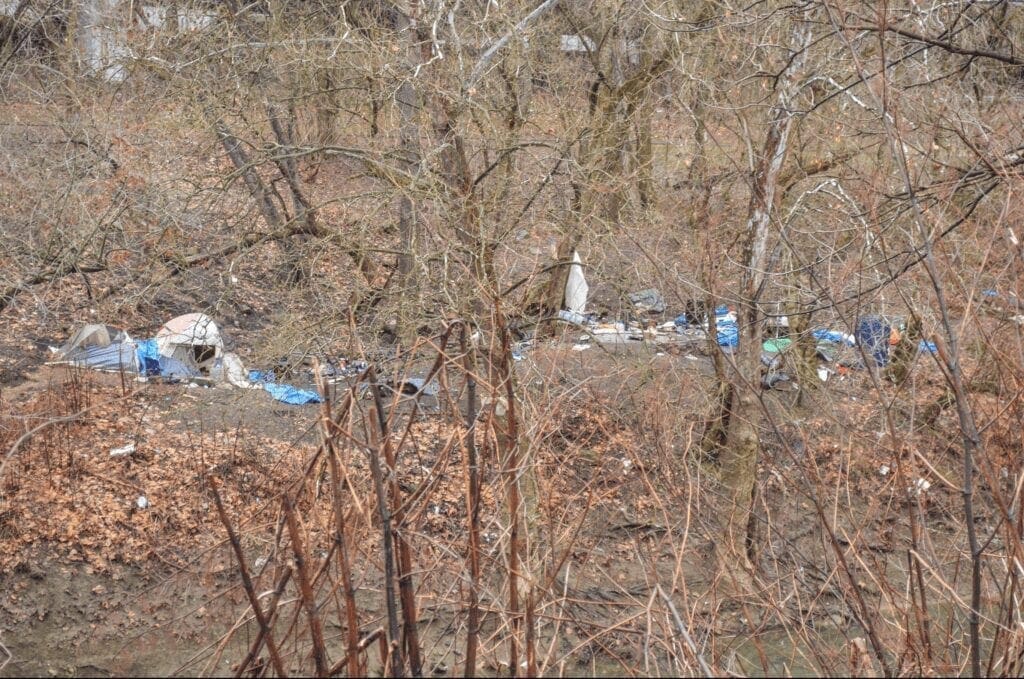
<box><xmin>52</xmin><ymin>324</ymin><xmax>138</xmax><ymax>373</ymax></box>
<box><xmin>57</xmin><ymin>324</ymin><xmax>132</xmax><ymax>360</ymax></box>
<box><xmin>155</xmin><ymin>313</ymin><xmax>223</xmax><ymax>372</ymax></box>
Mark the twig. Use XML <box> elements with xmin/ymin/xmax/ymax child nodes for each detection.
<box><xmin>655</xmin><ymin>584</ymin><xmax>714</xmax><ymax>677</ymax></box>
<box><xmin>282</xmin><ymin>496</ymin><xmax>329</xmax><ymax>676</ymax></box>
<box><xmin>209</xmin><ymin>477</ymin><xmax>289</xmax><ymax>678</ymax></box>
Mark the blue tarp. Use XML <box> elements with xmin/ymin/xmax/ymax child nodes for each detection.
<box><xmin>262</xmin><ymin>383</ymin><xmax>322</xmax><ymax>405</ymax></box>
<box><xmin>813</xmin><ymin>329</ymin><xmax>856</xmax><ymax>346</ymax></box>
<box><xmin>856</xmin><ymin>316</ymin><xmax>891</xmax><ymax>366</ymax></box>
<box><xmin>716</xmin><ymin>316</ymin><xmax>738</xmax><ymax>348</ymax></box>
<box><xmin>714</xmin><ymin>306</ymin><xmax>739</xmax><ymax>348</ymax></box>
<box><xmin>249</xmin><ymin>370</ymin><xmax>322</xmax><ymax>405</ymax></box>
<box><xmin>919</xmin><ymin>340</ymin><xmax>938</xmax><ymax>354</ymax></box>
<box><xmin>136</xmin><ymin>338</ymin><xmax>161</xmax><ymax>374</ymax></box>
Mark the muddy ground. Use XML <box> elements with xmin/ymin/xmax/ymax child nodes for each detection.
<box><xmin>0</xmin><ymin>329</ymin><xmax>984</xmax><ymax>677</ymax></box>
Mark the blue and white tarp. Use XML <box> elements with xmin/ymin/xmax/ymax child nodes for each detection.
<box><xmin>714</xmin><ymin>307</ymin><xmax>739</xmax><ymax>348</ymax></box>
<box><xmin>65</xmin><ymin>342</ymin><xmax>140</xmax><ymax>373</ymax></box>
<box><xmin>812</xmin><ymin>329</ymin><xmax>856</xmax><ymax>346</ymax></box>
<box><xmin>136</xmin><ymin>338</ymin><xmax>199</xmax><ymax>380</ymax></box>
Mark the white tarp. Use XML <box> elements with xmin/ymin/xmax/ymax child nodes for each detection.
<box><xmin>210</xmin><ymin>352</ymin><xmax>258</xmax><ymax>389</ymax></box>
<box><xmin>564</xmin><ymin>250</ymin><xmax>588</xmax><ymax>314</ymax></box>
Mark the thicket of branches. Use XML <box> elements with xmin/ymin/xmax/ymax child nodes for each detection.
<box><xmin>2</xmin><ymin>0</ymin><xmax>1023</xmax><ymax>676</ymax></box>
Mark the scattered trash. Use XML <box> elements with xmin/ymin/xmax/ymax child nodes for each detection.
<box><xmin>817</xmin><ymin>367</ymin><xmax>830</xmax><ymax>382</ymax></box>
<box><xmin>812</xmin><ymin>329</ymin><xmax>856</xmax><ymax>346</ymax></box>
<box><xmin>761</xmin><ymin>353</ymin><xmax>782</xmax><ymax>369</ymax></box>
<box><xmin>918</xmin><ymin>340</ymin><xmax>938</xmax><ymax>354</ymax></box>
<box><xmin>762</xmin><ymin>372</ymin><xmax>791</xmax><ymax>390</ymax></box>
<box><xmin>765</xmin><ymin>314</ymin><xmax>790</xmax><ymax>336</ymax></box>
<box><xmin>109</xmin><ymin>443</ymin><xmax>136</xmax><ymax>458</ymax></box>
<box><xmin>715</xmin><ymin>306</ymin><xmax>739</xmax><ymax>348</ymax></box>
<box><xmin>385</xmin><ymin>377</ymin><xmax>439</xmax><ymax>397</ymax></box>
<box><xmin>910</xmin><ymin>478</ymin><xmax>931</xmax><ymax>496</ymax></box>
<box><xmin>763</xmin><ymin>338</ymin><xmax>792</xmax><ymax>353</ymax></box>
<box><xmin>879</xmin><ymin>464</ymin><xmax>890</xmax><ymax>476</ymax></box>
<box><xmin>628</xmin><ymin>288</ymin><xmax>666</xmax><ymax>314</ymax></box>
<box><xmin>593</xmin><ymin>322</ymin><xmax>627</xmax><ymax>334</ymax></box>
<box><xmin>674</xmin><ymin>300</ymin><xmax>707</xmax><ymax>327</ymax></box>
<box><xmin>557</xmin><ymin>309</ymin><xmax>589</xmax><ymax>325</ymax></box>
<box><xmin>136</xmin><ymin>496</ymin><xmax>150</xmax><ymax>509</ymax></box>
<box><xmin>572</xmin><ymin>343</ymin><xmax>591</xmax><ymax>351</ymax></box>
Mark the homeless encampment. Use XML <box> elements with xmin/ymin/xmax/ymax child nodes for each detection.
<box><xmin>54</xmin><ymin>313</ymin><xmax>254</xmax><ymax>389</ymax></box>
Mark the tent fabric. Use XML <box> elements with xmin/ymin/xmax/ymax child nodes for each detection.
<box><xmin>156</xmin><ymin>313</ymin><xmax>223</xmax><ymax>369</ymax></box>
<box><xmin>58</xmin><ymin>324</ymin><xmax>132</xmax><ymax>360</ymax></box>
<box><xmin>136</xmin><ymin>338</ymin><xmax>199</xmax><ymax>379</ymax></box>
<box><xmin>66</xmin><ymin>341</ymin><xmax>140</xmax><ymax>373</ymax></box>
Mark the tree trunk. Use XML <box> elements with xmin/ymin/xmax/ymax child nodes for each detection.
<box><xmin>719</xmin><ymin>20</ymin><xmax>811</xmax><ymax>582</ymax></box>
<box><xmin>76</xmin><ymin>0</ymin><xmax>124</xmax><ymax>82</ymax></box>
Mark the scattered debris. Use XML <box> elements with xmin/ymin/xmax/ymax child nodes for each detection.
<box><xmin>673</xmin><ymin>300</ymin><xmax>708</xmax><ymax>328</ymax></box>
<box><xmin>812</xmin><ymin>329</ymin><xmax>856</xmax><ymax>346</ymax></box>
<box><xmin>557</xmin><ymin>309</ymin><xmax>589</xmax><ymax>325</ymax></box>
<box><xmin>715</xmin><ymin>306</ymin><xmax>739</xmax><ymax>348</ymax></box>
<box><xmin>762</xmin><ymin>372</ymin><xmax>792</xmax><ymax>390</ymax></box>
<box><xmin>763</xmin><ymin>338</ymin><xmax>793</xmax><ymax>353</ymax></box>
<box><xmin>910</xmin><ymin>478</ymin><xmax>931</xmax><ymax>496</ymax></box>
<box><xmin>382</xmin><ymin>377</ymin><xmax>440</xmax><ymax>397</ymax></box>
<box><xmin>572</xmin><ymin>343</ymin><xmax>591</xmax><ymax>352</ymax></box>
<box><xmin>109</xmin><ymin>443</ymin><xmax>136</xmax><ymax>458</ymax></box>
<box><xmin>628</xmin><ymin>288</ymin><xmax>666</xmax><ymax>314</ymax></box>
<box><xmin>136</xmin><ymin>496</ymin><xmax>150</xmax><ymax>509</ymax></box>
